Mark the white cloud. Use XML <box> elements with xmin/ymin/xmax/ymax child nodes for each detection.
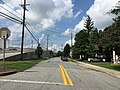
<box><xmin>86</xmin><ymin>0</ymin><xmax>119</xmax><ymax>29</ymax></box>
<box><xmin>73</xmin><ymin>0</ymin><xmax>119</xmax><ymax>32</ymax></box>
<box><xmin>74</xmin><ymin>10</ymin><xmax>82</xmax><ymax>18</ymax></box>
<box><xmin>39</xmin><ymin>34</ymin><xmax>45</xmax><ymax>43</ymax></box>
<box><xmin>0</xmin><ymin>0</ymin><xmax>74</xmax><ymax>47</ymax></box>
<box><xmin>74</xmin><ymin>16</ymin><xmax>86</xmax><ymax>32</ymax></box>
<box><xmin>64</xmin><ymin>38</ymin><xmax>75</xmax><ymax>47</ymax></box>
<box><xmin>48</xmin><ymin>44</ymin><xmax>60</xmax><ymax>52</ymax></box>
<box><xmin>41</xmin><ymin>19</ymin><xmax>54</xmax><ymax>30</ymax></box>
<box><xmin>62</xmin><ymin>28</ymin><xmax>73</xmax><ymax>36</ymax></box>
<box><xmin>26</xmin><ymin>0</ymin><xmax>74</xmax><ymax>30</ymax></box>
<box><xmin>64</xmin><ymin>0</ymin><xmax>119</xmax><ymax>48</ymax></box>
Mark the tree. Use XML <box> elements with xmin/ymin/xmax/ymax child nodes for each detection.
<box><xmin>96</xmin><ymin>1</ymin><xmax>120</xmax><ymax>61</ymax></box>
<box><xmin>73</xmin><ymin>15</ymin><xmax>96</xmax><ymax>59</ymax></box>
<box><xmin>72</xmin><ymin>30</ymin><xmax>89</xmax><ymax>59</ymax></box>
<box><xmin>84</xmin><ymin>15</ymin><xmax>94</xmax><ymax>36</ymax></box>
<box><xmin>56</xmin><ymin>51</ymin><xmax>62</xmax><ymax>57</ymax></box>
<box><xmin>63</xmin><ymin>44</ymin><xmax>70</xmax><ymax>57</ymax></box>
<box><xmin>110</xmin><ymin>1</ymin><xmax>120</xmax><ymax>15</ymax></box>
<box><xmin>35</xmin><ymin>43</ymin><xmax>43</xmax><ymax>58</ymax></box>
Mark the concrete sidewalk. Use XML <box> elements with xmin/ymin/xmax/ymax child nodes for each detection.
<box><xmin>73</xmin><ymin>60</ymin><xmax>120</xmax><ymax>79</ymax></box>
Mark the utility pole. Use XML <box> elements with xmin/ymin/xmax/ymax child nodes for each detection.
<box><xmin>71</xmin><ymin>33</ymin><xmax>73</xmax><ymax>59</ymax></box>
<box><xmin>61</xmin><ymin>44</ymin><xmax>63</xmax><ymax>51</ymax></box>
<box><xmin>20</xmin><ymin>0</ymin><xmax>29</xmax><ymax>60</ymax></box>
<box><xmin>46</xmin><ymin>34</ymin><xmax>49</xmax><ymax>51</ymax></box>
<box><xmin>31</xmin><ymin>40</ymin><xmax>33</xmax><ymax>48</ymax></box>
<box><xmin>3</xmin><ymin>36</ymin><xmax>6</xmax><ymax>70</ymax></box>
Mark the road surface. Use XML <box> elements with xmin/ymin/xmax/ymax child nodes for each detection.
<box><xmin>0</xmin><ymin>57</ymin><xmax>120</xmax><ymax>90</ymax></box>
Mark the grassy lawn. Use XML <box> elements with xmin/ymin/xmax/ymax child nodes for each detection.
<box><xmin>87</xmin><ymin>62</ymin><xmax>120</xmax><ymax>71</ymax></box>
<box><xmin>0</xmin><ymin>59</ymin><xmax>47</xmax><ymax>72</ymax></box>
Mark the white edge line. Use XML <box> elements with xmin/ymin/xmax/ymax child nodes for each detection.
<box><xmin>0</xmin><ymin>79</ymin><xmax>64</xmax><ymax>85</ymax></box>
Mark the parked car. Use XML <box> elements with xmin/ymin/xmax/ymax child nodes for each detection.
<box><xmin>60</xmin><ymin>56</ymin><xmax>68</xmax><ymax>61</ymax></box>
<box><xmin>88</xmin><ymin>57</ymin><xmax>106</xmax><ymax>62</ymax></box>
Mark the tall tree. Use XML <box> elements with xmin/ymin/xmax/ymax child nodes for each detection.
<box><xmin>97</xmin><ymin>1</ymin><xmax>120</xmax><ymax>61</ymax></box>
<box><xmin>63</xmin><ymin>44</ymin><xmax>70</xmax><ymax>57</ymax></box>
<box><xmin>72</xmin><ymin>30</ymin><xmax>89</xmax><ymax>59</ymax></box>
<box><xmin>73</xmin><ymin>15</ymin><xmax>97</xmax><ymax>59</ymax></box>
<box><xmin>35</xmin><ymin>43</ymin><xmax>43</xmax><ymax>58</ymax></box>
<box><xmin>56</xmin><ymin>51</ymin><xmax>62</xmax><ymax>57</ymax></box>
<box><xmin>84</xmin><ymin>15</ymin><xmax>94</xmax><ymax>36</ymax></box>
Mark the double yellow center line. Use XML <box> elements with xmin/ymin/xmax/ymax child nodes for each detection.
<box><xmin>59</xmin><ymin>64</ymin><xmax>73</xmax><ymax>86</ymax></box>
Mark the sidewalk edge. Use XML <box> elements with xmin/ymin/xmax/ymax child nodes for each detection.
<box><xmin>72</xmin><ymin>60</ymin><xmax>120</xmax><ymax>79</ymax></box>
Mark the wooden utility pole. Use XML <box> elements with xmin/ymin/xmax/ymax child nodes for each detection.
<box><xmin>46</xmin><ymin>34</ymin><xmax>49</xmax><ymax>51</ymax></box>
<box><xmin>71</xmin><ymin>33</ymin><xmax>73</xmax><ymax>59</ymax></box>
<box><xmin>21</xmin><ymin>0</ymin><xmax>28</xmax><ymax>60</ymax></box>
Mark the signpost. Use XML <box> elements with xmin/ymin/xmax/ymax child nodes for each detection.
<box><xmin>0</xmin><ymin>28</ymin><xmax>11</xmax><ymax>70</ymax></box>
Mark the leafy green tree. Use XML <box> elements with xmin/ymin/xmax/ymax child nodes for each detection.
<box><xmin>63</xmin><ymin>44</ymin><xmax>70</xmax><ymax>57</ymax></box>
<box><xmin>84</xmin><ymin>15</ymin><xmax>94</xmax><ymax>36</ymax></box>
<box><xmin>35</xmin><ymin>43</ymin><xmax>43</xmax><ymax>58</ymax></box>
<box><xmin>72</xmin><ymin>15</ymin><xmax>97</xmax><ymax>59</ymax></box>
<box><xmin>72</xmin><ymin>30</ymin><xmax>89</xmax><ymax>59</ymax></box>
<box><xmin>56</xmin><ymin>51</ymin><xmax>62</xmax><ymax>57</ymax></box>
<box><xmin>97</xmin><ymin>1</ymin><xmax>120</xmax><ymax>61</ymax></box>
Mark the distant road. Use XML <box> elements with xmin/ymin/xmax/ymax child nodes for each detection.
<box><xmin>0</xmin><ymin>57</ymin><xmax>120</xmax><ymax>90</ymax></box>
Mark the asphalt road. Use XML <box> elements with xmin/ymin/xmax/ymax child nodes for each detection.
<box><xmin>0</xmin><ymin>57</ymin><xmax>120</xmax><ymax>90</ymax></box>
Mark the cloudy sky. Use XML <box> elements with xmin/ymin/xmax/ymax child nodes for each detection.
<box><xmin>0</xmin><ymin>0</ymin><xmax>119</xmax><ymax>51</ymax></box>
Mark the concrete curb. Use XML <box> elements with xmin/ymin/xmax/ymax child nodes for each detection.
<box><xmin>72</xmin><ymin>60</ymin><xmax>120</xmax><ymax>79</ymax></box>
<box><xmin>0</xmin><ymin>69</ymin><xmax>17</xmax><ymax>76</ymax></box>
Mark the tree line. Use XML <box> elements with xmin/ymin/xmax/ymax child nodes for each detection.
<box><xmin>72</xmin><ymin>1</ymin><xmax>120</xmax><ymax>61</ymax></box>
<box><xmin>56</xmin><ymin>1</ymin><xmax>120</xmax><ymax>62</ymax></box>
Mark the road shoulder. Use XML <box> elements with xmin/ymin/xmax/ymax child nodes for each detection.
<box><xmin>72</xmin><ymin>60</ymin><xmax>120</xmax><ymax>79</ymax></box>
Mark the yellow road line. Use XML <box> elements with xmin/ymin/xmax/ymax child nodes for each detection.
<box><xmin>59</xmin><ymin>64</ymin><xmax>73</xmax><ymax>86</ymax></box>
<box><xmin>59</xmin><ymin>65</ymin><xmax>68</xmax><ymax>85</ymax></box>
<box><xmin>61</xmin><ymin>65</ymin><xmax>73</xmax><ymax>86</ymax></box>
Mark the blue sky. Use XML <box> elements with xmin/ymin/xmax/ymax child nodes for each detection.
<box><xmin>0</xmin><ymin>0</ymin><xmax>119</xmax><ymax>52</ymax></box>
<box><xmin>51</xmin><ymin>0</ymin><xmax>94</xmax><ymax>47</ymax></box>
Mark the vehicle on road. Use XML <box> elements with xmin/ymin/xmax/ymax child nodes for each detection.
<box><xmin>60</xmin><ymin>56</ymin><xmax>68</xmax><ymax>61</ymax></box>
<box><xmin>88</xmin><ymin>57</ymin><xmax>106</xmax><ymax>62</ymax></box>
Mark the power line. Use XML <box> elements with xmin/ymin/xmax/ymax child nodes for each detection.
<box><xmin>0</xmin><ymin>12</ymin><xmax>22</xmax><ymax>24</ymax></box>
<box><xmin>0</xmin><ymin>1</ymin><xmax>22</xmax><ymax>20</ymax></box>
<box><xmin>0</xmin><ymin>12</ymin><xmax>22</xmax><ymax>23</ymax></box>
<box><xmin>25</xmin><ymin>21</ymin><xmax>38</xmax><ymax>38</ymax></box>
<box><xmin>0</xmin><ymin>0</ymin><xmax>22</xmax><ymax>17</ymax></box>
<box><xmin>25</xmin><ymin>25</ymin><xmax>39</xmax><ymax>43</ymax></box>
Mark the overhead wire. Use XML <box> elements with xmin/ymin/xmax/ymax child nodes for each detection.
<box><xmin>0</xmin><ymin>0</ymin><xmax>70</xmax><ymax>47</ymax></box>
<box><xmin>10</xmin><ymin>24</ymin><xmax>22</xmax><ymax>47</ymax></box>
<box><xmin>25</xmin><ymin>25</ymin><xmax>39</xmax><ymax>43</ymax></box>
<box><xmin>0</xmin><ymin>0</ymin><xmax>39</xmax><ymax>47</ymax></box>
<box><xmin>0</xmin><ymin>12</ymin><xmax>22</xmax><ymax>24</ymax></box>
<box><xmin>0</xmin><ymin>13</ymin><xmax>22</xmax><ymax>24</ymax></box>
<box><xmin>0</xmin><ymin>0</ymin><xmax>22</xmax><ymax>20</ymax></box>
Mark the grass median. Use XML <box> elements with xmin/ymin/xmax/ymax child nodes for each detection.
<box><xmin>86</xmin><ymin>61</ymin><xmax>120</xmax><ymax>71</ymax></box>
<box><xmin>0</xmin><ymin>58</ymin><xmax>47</xmax><ymax>72</ymax></box>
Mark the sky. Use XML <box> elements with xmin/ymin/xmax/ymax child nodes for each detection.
<box><xmin>0</xmin><ymin>0</ymin><xmax>119</xmax><ymax>52</ymax></box>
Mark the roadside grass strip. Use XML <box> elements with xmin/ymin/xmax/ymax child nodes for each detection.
<box><xmin>59</xmin><ymin>64</ymin><xmax>73</xmax><ymax>86</ymax></box>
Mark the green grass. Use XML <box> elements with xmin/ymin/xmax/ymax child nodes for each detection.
<box><xmin>87</xmin><ymin>62</ymin><xmax>120</xmax><ymax>71</ymax></box>
<box><xmin>0</xmin><ymin>59</ymin><xmax>47</xmax><ymax>72</ymax></box>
